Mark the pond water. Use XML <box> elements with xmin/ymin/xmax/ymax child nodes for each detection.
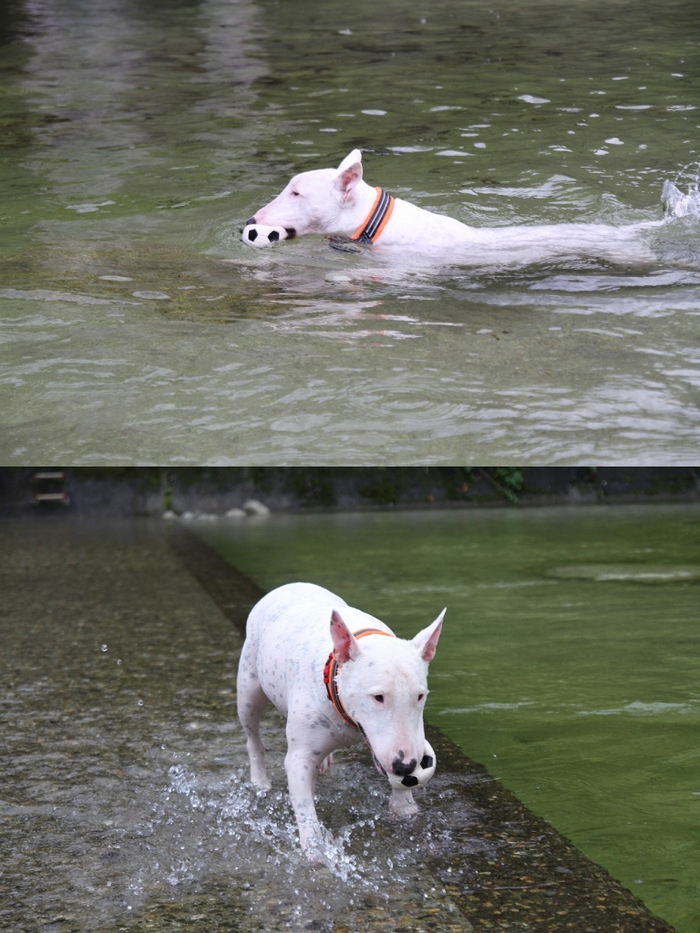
<box><xmin>1</xmin><ymin>0</ymin><xmax>700</xmax><ymax>463</ymax></box>
<box><xmin>195</xmin><ymin>503</ymin><xmax>700</xmax><ymax>933</ymax></box>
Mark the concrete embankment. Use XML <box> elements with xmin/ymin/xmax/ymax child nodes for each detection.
<box><xmin>2</xmin><ymin>514</ymin><xmax>672</xmax><ymax>932</ymax></box>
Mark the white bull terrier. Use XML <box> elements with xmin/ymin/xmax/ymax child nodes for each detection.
<box><xmin>237</xmin><ymin>582</ymin><xmax>444</xmax><ymax>859</ymax></box>
<box><xmin>243</xmin><ymin>148</ymin><xmax>473</xmax><ymax>250</ymax></box>
<box><xmin>242</xmin><ymin>149</ymin><xmax>657</xmax><ymax>264</ymax></box>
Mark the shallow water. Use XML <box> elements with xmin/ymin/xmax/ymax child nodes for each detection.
<box><xmin>0</xmin><ymin>518</ymin><xmax>476</xmax><ymax>933</ymax></box>
<box><xmin>196</xmin><ymin>503</ymin><xmax>700</xmax><ymax>933</ymax></box>
<box><xmin>1</xmin><ymin>0</ymin><xmax>700</xmax><ymax>462</ymax></box>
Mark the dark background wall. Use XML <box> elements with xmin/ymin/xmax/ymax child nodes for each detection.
<box><xmin>1</xmin><ymin>467</ymin><xmax>699</xmax><ymax>517</ymax></box>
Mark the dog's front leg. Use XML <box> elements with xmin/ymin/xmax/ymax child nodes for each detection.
<box><xmin>389</xmin><ymin>784</ymin><xmax>419</xmax><ymax>817</ymax></box>
<box><xmin>284</xmin><ymin>745</ymin><xmax>327</xmax><ymax>859</ymax></box>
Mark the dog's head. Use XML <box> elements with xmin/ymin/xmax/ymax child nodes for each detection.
<box><xmin>329</xmin><ymin>607</ymin><xmax>444</xmax><ymax>787</ymax></box>
<box><xmin>245</xmin><ymin>150</ymin><xmax>365</xmax><ymax>239</ymax></box>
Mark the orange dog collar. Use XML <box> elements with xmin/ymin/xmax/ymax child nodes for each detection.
<box><xmin>323</xmin><ymin>627</ymin><xmax>395</xmax><ymax>728</ymax></box>
<box><xmin>351</xmin><ymin>187</ymin><xmax>395</xmax><ymax>245</ymax></box>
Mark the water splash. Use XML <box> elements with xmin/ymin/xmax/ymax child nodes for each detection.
<box><xmin>162</xmin><ymin>757</ymin><xmax>413</xmax><ymax>891</ymax></box>
<box><xmin>662</xmin><ymin>162</ymin><xmax>700</xmax><ymax>218</ymax></box>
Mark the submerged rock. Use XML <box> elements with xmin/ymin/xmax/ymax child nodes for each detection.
<box><xmin>243</xmin><ymin>499</ymin><xmax>271</xmax><ymax>518</ymax></box>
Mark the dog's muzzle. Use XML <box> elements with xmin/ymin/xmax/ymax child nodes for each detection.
<box><xmin>385</xmin><ymin>741</ymin><xmax>437</xmax><ymax>789</ymax></box>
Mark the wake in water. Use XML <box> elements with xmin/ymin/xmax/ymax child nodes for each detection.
<box><xmin>407</xmin><ymin>165</ymin><xmax>700</xmax><ymax>269</ymax></box>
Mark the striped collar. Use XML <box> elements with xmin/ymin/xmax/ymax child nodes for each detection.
<box><xmin>323</xmin><ymin>627</ymin><xmax>395</xmax><ymax>729</ymax></box>
<box><xmin>350</xmin><ymin>187</ymin><xmax>395</xmax><ymax>245</ymax></box>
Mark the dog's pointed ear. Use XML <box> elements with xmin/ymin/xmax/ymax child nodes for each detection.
<box><xmin>411</xmin><ymin>608</ymin><xmax>445</xmax><ymax>662</ymax></box>
<box><xmin>334</xmin><ymin>149</ymin><xmax>363</xmax><ymax>200</ymax></box>
<box><xmin>337</xmin><ymin>149</ymin><xmax>363</xmax><ymax>173</ymax></box>
<box><xmin>330</xmin><ymin>609</ymin><xmax>360</xmax><ymax>663</ymax></box>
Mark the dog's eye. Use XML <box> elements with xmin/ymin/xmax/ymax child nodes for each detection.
<box><xmin>418</xmin><ymin>694</ymin><xmax>425</xmax><ymax>702</ymax></box>
<box><xmin>291</xmin><ymin>189</ymin><xmax>301</xmax><ymax>197</ymax></box>
<box><xmin>373</xmin><ymin>694</ymin><xmax>384</xmax><ymax>703</ymax></box>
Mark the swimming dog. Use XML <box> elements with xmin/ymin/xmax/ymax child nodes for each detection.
<box><xmin>242</xmin><ymin>149</ymin><xmax>657</xmax><ymax>265</ymax></box>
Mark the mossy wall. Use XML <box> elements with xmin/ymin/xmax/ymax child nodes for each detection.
<box><xmin>0</xmin><ymin>467</ymin><xmax>698</xmax><ymax>517</ymax></box>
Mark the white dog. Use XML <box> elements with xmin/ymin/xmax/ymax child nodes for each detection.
<box><xmin>243</xmin><ymin>148</ymin><xmax>474</xmax><ymax>250</ymax></box>
<box><xmin>237</xmin><ymin>582</ymin><xmax>444</xmax><ymax>859</ymax></box>
<box><xmin>242</xmin><ymin>149</ymin><xmax>657</xmax><ymax>264</ymax></box>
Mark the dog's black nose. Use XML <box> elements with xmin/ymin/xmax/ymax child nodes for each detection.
<box><xmin>392</xmin><ymin>755</ymin><xmax>417</xmax><ymax>777</ymax></box>
<box><xmin>246</xmin><ymin>216</ymin><xmax>257</xmax><ymax>225</ymax></box>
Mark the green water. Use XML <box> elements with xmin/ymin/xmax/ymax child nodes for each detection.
<box><xmin>1</xmin><ymin>0</ymin><xmax>700</xmax><ymax>463</ymax></box>
<box><xmin>196</xmin><ymin>503</ymin><xmax>700</xmax><ymax>932</ymax></box>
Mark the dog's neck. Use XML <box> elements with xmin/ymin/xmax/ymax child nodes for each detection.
<box><xmin>323</xmin><ymin>627</ymin><xmax>395</xmax><ymax>728</ymax></box>
<box><xmin>335</xmin><ymin>180</ymin><xmax>395</xmax><ymax>244</ymax></box>
<box><xmin>340</xmin><ymin>180</ymin><xmax>388</xmax><ymax>234</ymax></box>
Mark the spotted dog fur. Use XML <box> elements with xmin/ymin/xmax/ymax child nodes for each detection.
<box><xmin>237</xmin><ymin>582</ymin><xmax>444</xmax><ymax>859</ymax></box>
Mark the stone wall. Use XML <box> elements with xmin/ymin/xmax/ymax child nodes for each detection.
<box><xmin>0</xmin><ymin>466</ymin><xmax>698</xmax><ymax>517</ymax></box>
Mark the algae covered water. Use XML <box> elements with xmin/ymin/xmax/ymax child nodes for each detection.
<box><xmin>196</xmin><ymin>503</ymin><xmax>700</xmax><ymax>933</ymax></box>
<box><xmin>1</xmin><ymin>0</ymin><xmax>700</xmax><ymax>463</ymax></box>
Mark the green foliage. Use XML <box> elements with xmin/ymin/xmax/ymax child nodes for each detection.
<box><xmin>489</xmin><ymin>468</ymin><xmax>525</xmax><ymax>503</ymax></box>
<box><xmin>464</xmin><ymin>467</ymin><xmax>525</xmax><ymax>504</ymax></box>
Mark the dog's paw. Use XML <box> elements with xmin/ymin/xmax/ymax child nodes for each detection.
<box><xmin>327</xmin><ymin>235</ymin><xmax>365</xmax><ymax>253</ymax></box>
<box><xmin>301</xmin><ymin>828</ymin><xmax>348</xmax><ymax>871</ymax></box>
<box><xmin>317</xmin><ymin>753</ymin><xmax>334</xmax><ymax>775</ymax></box>
<box><xmin>242</xmin><ymin>224</ymin><xmax>289</xmax><ymax>248</ymax></box>
<box><xmin>389</xmin><ymin>791</ymin><xmax>419</xmax><ymax>818</ymax></box>
<box><xmin>250</xmin><ymin>774</ymin><xmax>272</xmax><ymax>792</ymax></box>
<box><xmin>302</xmin><ymin>844</ymin><xmax>334</xmax><ymax>869</ymax></box>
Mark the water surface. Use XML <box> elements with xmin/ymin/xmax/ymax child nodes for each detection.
<box><xmin>196</xmin><ymin>502</ymin><xmax>700</xmax><ymax>933</ymax></box>
<box><xmin>1</xmin><ymin>0</ymin><xmax>700</xmax><ymax>462</ymax></box>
